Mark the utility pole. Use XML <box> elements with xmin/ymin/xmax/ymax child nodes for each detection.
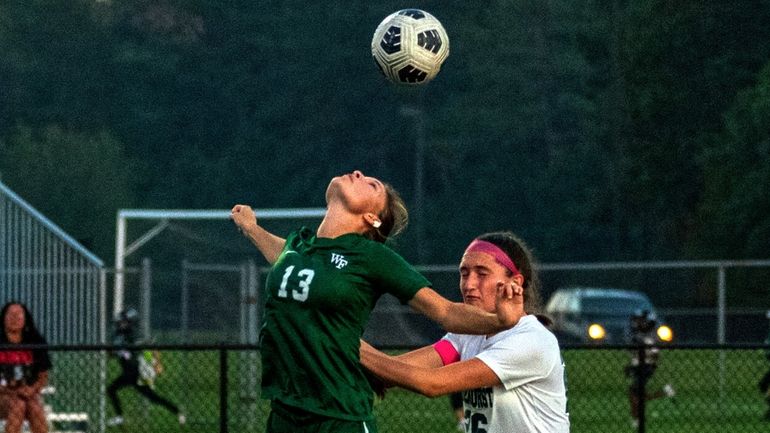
<box><xmin>400</xmin><ymin>105</ymin><xmax>427</xmax><ymax>263</ymax></box>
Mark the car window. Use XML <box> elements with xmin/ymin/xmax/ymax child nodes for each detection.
<box><xmin>566</xmin><ymin>295</ymin><xmax>580</xmax><ymax>313</ymax></box>
<box><xmin>581</xmin><ymin>296</ymin><xmax>653</xmax><ymax>315</ymax></box>
<box><xmin>546</xmin><ymin>292</ymin><xmax>563</xmax><ymax>312</ymax></box>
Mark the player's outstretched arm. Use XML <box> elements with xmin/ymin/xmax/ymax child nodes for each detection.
<box><xmin>359</xmin><ymin>340</ymin><xmax>444</xmax><ymax>395</ymax></box>
<box><xmin>360</xmin><ymin>341</ymin><xmax>500</xmax><ymax>398</ymax></box>
<box><xmin>394</xmin><ymin>344</ymin><xmax>445</xmax><ymax>368</ymax></box>
<box><xmin>408</xmin><ymin>283</ymin><xmax>525</xmax><ymax>335</ymax></box>
<box><xmin>360</xmin><ymin>341</ymin><xmax>443</xmax><ymax>370</ymax></box>
<box><xmin>230</xmin><ymin>204</ymin><xmax>286</xmax><ymax>264</ymax></box>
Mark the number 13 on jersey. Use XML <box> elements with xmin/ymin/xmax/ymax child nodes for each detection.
<box><xmin>278</xmin><ymin>265</ymin><xmax>315</xmax><ymax>302</ymax></box>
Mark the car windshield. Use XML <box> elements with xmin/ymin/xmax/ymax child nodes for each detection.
<box><xmin>581</xmin><ymin>296</ymin><xmax>652</xmax><ymax>315</ymax></box>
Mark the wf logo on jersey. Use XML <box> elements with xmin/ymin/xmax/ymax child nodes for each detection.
<box><xmin>330</xmin><ymin>253</ymin><xmax>348</xmax><ymax>269</ymax></box>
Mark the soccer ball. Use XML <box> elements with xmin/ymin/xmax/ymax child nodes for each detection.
<box><xmin>371</xmin><ymin>9</ymin><xmax>450</xmax><ymax>85</ymax></box>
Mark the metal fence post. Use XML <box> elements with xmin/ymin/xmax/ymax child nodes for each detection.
<box><xmin>181</xmin><ymin>259</ymin><xmax>190</xmax><ymax>341</ymax></box>
<box><xmin>717</xmin><ymin>266</ymin><xmax>726</xmax><ymax>344</ymax></box>
<box><xmin>249</xmin><ymin>261</ymin><xmax>259</xmax><ymax>344</ymax></box>
<box><xmin>99</xmin><ymin>268</ymin><xmax>107</xmax><ymax>433</ymax></box>
<box><xmin>246</xmin><ymin>261</ymin><xmax>259</xmax><ymax>400</ymax></box>
<box><xmin>219</xmin><ymin>347</ymin><xmax>229</xmax><ymax>433</ymax></box>
<box><xmin>717</xmin><ymin>266</ymin><xmax>727</xmax><ymax>402</ymax></box>
<box><xmin>140</xmin><ymin>259</ymin><xmax>152</xmax><ymax>421</ymax></box>
<box><xmin>141</xmin><ymin>258</ymin><xmax>152</xmax><ymax>341</ymax></box>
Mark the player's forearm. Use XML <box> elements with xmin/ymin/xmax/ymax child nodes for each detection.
<box><xmin>241</xmin><ymin>223</ymin><xmax>285</xmax><ymax>264</ymax></box>
<box><xmin>360</xmin><ymin>347</ymin><xmax>448</xmax><ymax>397</ymax></box>
<box><xmin>410</xmin><ymin>288</ymin><xmax>511</xmax><ymax>335</ymax></box>
<box><xmin>442</xmin><ymin>302</ymin><xmax>508</xmax><ymax>334</ymax></box>
<box><xmin>394</xmin><ymin>345</ymin><xmax>445</xmax><ymax>368</ymax></box>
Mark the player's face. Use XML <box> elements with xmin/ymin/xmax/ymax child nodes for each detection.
<box><xmin>459</xmin><ymin>252</ymin><xmax>511</xmax><ymax>313</ymax></box>
<box><xmin>4</xmin><ymin>304</ymin><xmax>26</xmax><ymax>333</ymax></box>
<box><xmin>326</xmin><ymin>170</ymin><xmax>387</xmax><ymax>216</ymax></box>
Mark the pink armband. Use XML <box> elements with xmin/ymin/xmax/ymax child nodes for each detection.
<box><xmin>433</xmin><ymin>340</ymin><xmax>460</xmax><ymax>366</ymax></box>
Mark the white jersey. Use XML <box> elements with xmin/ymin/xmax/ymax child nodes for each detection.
<box><xmin>444</xmin><ymin>315</ymin><xmax>570</xmax><ymax>433</ymax></box>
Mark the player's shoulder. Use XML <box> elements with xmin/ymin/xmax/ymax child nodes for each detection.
<box><xmin>348</xmin><ymin>236</ymin><xmax>407</xmax><ymax>262</ymax></box>
<box><xmin>515</xmin><ymin>315</ymin><xmax>550</xmax><ymax>332</ymax></box>
<box><xmin>500</xmin><ymin>316</ymin><xmax>559</xmax><ymax>345</ymax></box>
<box><xmin>445</xmin><ymin>332</ymin><xmax>481</xmax><ymax>346</ymax></box>
<box><xmin>286</xmin><ymin>226</ymin><xmax>313</xmax><ymax>244</ymax></box>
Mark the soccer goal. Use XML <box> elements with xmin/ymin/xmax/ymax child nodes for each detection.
<box><xmin>113</xmin><ymin>207</ymin><xmax>326</xmax><ymax>339</ymax></box>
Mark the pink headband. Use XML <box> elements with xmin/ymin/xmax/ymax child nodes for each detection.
<box><xmin>464</xmin><ymin>239</ymin><xmax>521</xmax><ymax>277</ymax></box>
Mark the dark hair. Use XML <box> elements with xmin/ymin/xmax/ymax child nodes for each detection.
<box><xmin>475</xmin><ymin>232</ymin><xmax>544</xmax><ymax>316</ymax></box>
<box><xmin>365</xmin><ymin>182</ymin><xmax>409</xmax><ymax>244</ymax></box>
<box><xmin>0</xmin><ymin>301</ymin><xmax>46</xmax><ymax>344</ymax></box>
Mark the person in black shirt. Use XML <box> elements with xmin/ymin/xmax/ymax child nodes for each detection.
<box><xmin>625</xmin><ymin>310</ymin><xmax>675</xmax><ymax>427</ymax></box>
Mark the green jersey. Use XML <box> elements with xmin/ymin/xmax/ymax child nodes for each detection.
<box><xmin>260</xmin><ymin>227</ymin><xmax>430</xmax><ymax>421</ymax></box>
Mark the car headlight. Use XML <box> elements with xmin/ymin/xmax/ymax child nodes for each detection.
<box><xmin>657</xmin><ymin>325</ymin><xmax>673</xmax><ymax>342</ymax></box>
<box><xmin>587</xmin><ymin>323</ymin><xmax>606</xmax><ymax>340</ymax></box>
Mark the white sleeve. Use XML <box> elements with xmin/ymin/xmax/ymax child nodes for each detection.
<box><xmin>475</xmin><ymin>332</ymin><xmax>555</xmax><ymax>390</ymax></box>
<box><xmin>442</xmin><ymin>333</ymin><xmax>464</xmax><ymax>354</ymax></box>
<box><xmin>442</xmin><ymin>333</ymin><xmax>475</xmax><ymax>361</ymax></box>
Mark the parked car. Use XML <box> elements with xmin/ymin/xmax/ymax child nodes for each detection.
<box><xmin>544</xmin><ymin>287</ymin><xmax>673</xmax><ymax>344</ymax></box>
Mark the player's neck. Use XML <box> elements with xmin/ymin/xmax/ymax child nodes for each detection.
<box><xmin>317</xmin><ymin>206</ymin><xmax>367</xmax><ymax>239</ymax></box>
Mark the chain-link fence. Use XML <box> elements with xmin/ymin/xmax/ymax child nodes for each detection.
<box><xmin>108</xmin><ymin>260</ymin><xmax>770</xmax><ymax>348</ymax></box>
<box><xmin>4</xmin><ymin>343</ymin><xmax>767</xmax><ymax>433</ymax></box>
<box><xmin>563</xmin><ymin>344</ymin><xmax>770</xmax><ymax>433</ymax></box>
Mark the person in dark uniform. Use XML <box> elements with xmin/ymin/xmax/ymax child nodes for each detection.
<box><xmin>106</xmin><ymin>308</ymin><xmax>185</xmax><ymax>427</ymax></box>
<box><xmin>625</xmin><ymin>310</ymin><xmax>675</xmax><ymax>427</ymax></box>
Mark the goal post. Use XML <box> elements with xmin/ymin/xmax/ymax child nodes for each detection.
<box><xmin>113</xmin><ymin>208</ymin><xmax>326</xmax><ymax>319</ymax></box>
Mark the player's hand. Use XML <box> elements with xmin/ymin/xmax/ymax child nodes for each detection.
<box><xmin>495</xmin><ymin>280</ymin><xmax>525</xmax><ymax>328</ymax></box>
<box><xmin>231</xmin><ymin>204</ymin><xmax>258</xmax><ymax>234</ymax></box>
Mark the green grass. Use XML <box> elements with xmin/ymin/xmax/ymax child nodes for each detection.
<box><xmin>373</xmin><ymin>390</ymin><xmax>460</xmax><ymax>433</ymax></box>
<box><xmin>563</xmin><ymin>349</ymin><xmax>769</xmax><ymax>433</ymax></box>
<box><xmin>45</xmin><ymin>348</ymin><xmax>770</xmax><ymax>432</ymax></box>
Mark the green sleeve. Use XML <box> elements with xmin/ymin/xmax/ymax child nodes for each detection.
<box><xmin>367</xmin><ymin>243</ymin><xmax>431</xmax><ymax>304</ymax></box>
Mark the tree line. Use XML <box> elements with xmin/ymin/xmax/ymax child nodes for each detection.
<box><xmin>1</xmin><ymin>0</ymin><xmax>768</xmax><ymax>307</ymax></box>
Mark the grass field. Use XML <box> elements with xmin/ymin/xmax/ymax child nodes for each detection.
<box><xmin>561</xmin><ymin>348</ymin><xmax>769</xmax><ymax>433</ymax></box>
<box><xmin>45</xmin><ymin>347</ymin><xmax>770</xmax><ymax>432</ymax></box>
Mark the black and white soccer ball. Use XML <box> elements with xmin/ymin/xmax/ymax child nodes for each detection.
<box><xmin>371</xmin><ymin>9</ymin><xmax>450</xmax><ymax>85</ymax></box>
